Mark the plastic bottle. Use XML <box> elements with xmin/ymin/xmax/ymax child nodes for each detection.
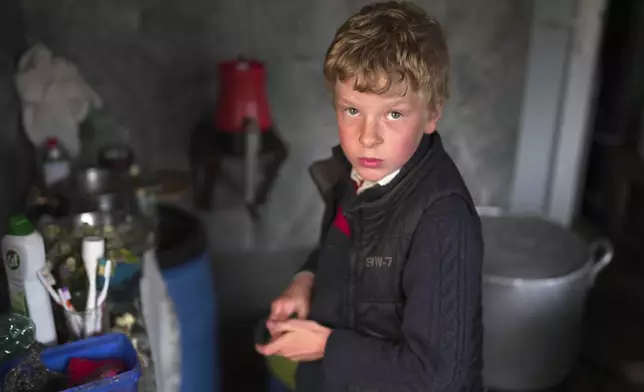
<box><xmin>42</xmin><ymin>137</ymin><xmax>71</xmax><ymax>187</ymax></box>
<box><xmin>2</xmin><ymin>214</ymin><xmax>57</xmax><ymax>345</ymax></box>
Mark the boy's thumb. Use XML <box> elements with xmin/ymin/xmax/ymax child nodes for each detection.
<box><xmin>296</xmin><ymin>306</ymin><xmax>309</xmax><ymax>320</ymax></box>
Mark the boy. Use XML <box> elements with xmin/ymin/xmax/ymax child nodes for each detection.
<box><xmin>256</xmin><ymin>1</ymin><xmax>483</xmax><ymax>391</ymax></box>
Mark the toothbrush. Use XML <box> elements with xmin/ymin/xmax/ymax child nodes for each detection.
<box><xmin>82</xmin><ymin>236</ymin><xmax>105</xmax><ymax>311</ymax></box>
<box><xmin>58</xmin><ymin>287</ymin><xmax>82</xmax><ymax>336</ymax></box>
<box><xmin>58</xmin><ymin>287</ymin><xmax>76</xmax><ymax>311</ymax></box>
<box><xmin>82</xmin><ymin>236</ymin><xmax>105</xmax><ymax>337</ymax></box>
<box><xmin>96</xmin><ymin>259</ymin><xmax>113</xmax><ymax>307</ymax></box>
<box><xmin>36</xmin><ymin>268</ymin><xmax>63</xmax><ymax>306</ymax></box>
<box><xmin>95</xmin><ymin>259</ymin><xmax>113</xmax><ymax>334</ymax></box>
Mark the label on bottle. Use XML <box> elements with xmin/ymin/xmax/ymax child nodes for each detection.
<box><xmin>43</xmin><ymin>161</ymin><xmax>71</xmax><ymax>186</ymax></box>
<box><xmin>4</xmin><ymin>249</ymin><xmax>29</xmax><ymax>317</ymax></box>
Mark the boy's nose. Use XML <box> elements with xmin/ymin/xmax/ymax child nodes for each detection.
<box><xmin>359</xmin><ymin>121</ymin><xmax>383</xmax><ymax>148</ymax></box>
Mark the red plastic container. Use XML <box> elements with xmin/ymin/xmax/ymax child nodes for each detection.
<box><xmin>214</xmin><ymin>60</ymin><xmax>273</xmax><ymax>133</ymax></box>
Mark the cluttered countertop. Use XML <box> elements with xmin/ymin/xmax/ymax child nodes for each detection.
<box><xmin>1</xmin><ymin>158</ymin><xmax>162</xmax><ymax>391</ymax></box>
<box><xmin>0</xmin><ymin>146</ymin><xmax>208</xmax><ymax>392</ymax></box>
<box><xmin>1</xmin><ymin>47</ymin><xmax>170</xmax><ymax>390</ymax></box>
<box><xmin>1</xmin><ymin>43</ymin><xmax>258</xmax><ymax>392</ymax></box>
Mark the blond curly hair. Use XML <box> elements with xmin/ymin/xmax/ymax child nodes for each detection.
<box><xmin>324</xmin><ymin>1</ymin><xmax>449</xmax><ymax>114</ymax></box>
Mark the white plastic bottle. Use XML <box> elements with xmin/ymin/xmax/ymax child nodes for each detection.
<box><xmin>2</xmin><ymin>214</ymin><xmax>57</xmax><ymax>344</ymax></box>
<box><xmin>42</xmin><ymin>137</ymin><xmax>71</xmax><ymax>187</ymax></box>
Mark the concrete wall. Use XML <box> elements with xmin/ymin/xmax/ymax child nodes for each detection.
<box><xmin>0</xmin><ymin>0</ymin><xmax>35</xmax><ymax>312</ymax></box>
<box><xmin>20</xmin><ymin>0</ymin><xmax>532</xmax><ymax>251</ymax></box>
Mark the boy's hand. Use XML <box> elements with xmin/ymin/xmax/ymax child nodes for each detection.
<box><xmin>256</xmin><ymin>319</ymin><xmax>331</xmax><ymax>362</ymax></box>
<box><xmin>268</xmin><ymin>273</ymin><xmax>314</xmax><ymax>335</ymax></box>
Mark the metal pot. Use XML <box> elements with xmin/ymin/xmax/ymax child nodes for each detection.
<box><xmin>48</xmin><ymin>167</ymin><xmax>130</xmax><ymax>214</ymax></box>
<box><xmin>481</xmin><ymin>213</ymin><xmax>613</xmax><ymax>391</ymax></box>
<box><xmin>50</xmin><ymin>166</ymin><xmax>159</xmax><ymax>218</ymax></box>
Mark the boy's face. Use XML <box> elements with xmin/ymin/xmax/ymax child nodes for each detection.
<box><xmin>333</xmin><ymin>78</ymin><xmax>441</xmax><ymax>182</ymax></box>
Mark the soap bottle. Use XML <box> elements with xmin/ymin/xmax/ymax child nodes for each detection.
<box><xmin>2</xmin><ymin>214</ymin><xmax>57</xmax><ymax>344</ymax></box>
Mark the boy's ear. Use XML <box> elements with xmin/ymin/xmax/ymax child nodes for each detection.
<box><xmin>424</xmin><ymin>105</ymin><xmax>442</xmax><ymax>134</ymax></box>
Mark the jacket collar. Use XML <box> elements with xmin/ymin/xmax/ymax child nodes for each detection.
<box><xmin>351</xmin><ymin>132</ymin><xmax>438</xmax><ymax>209</ymax></box>
<box><xmin>311</xmin><ymin>132</ymin><xmax>446</xmax><ymax>207</ymax></box>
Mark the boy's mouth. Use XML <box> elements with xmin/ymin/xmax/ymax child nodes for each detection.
<box><xmin>358</xmin><ymin>157</ymin><xmax>383</xmax><ymax>168</ymax></box>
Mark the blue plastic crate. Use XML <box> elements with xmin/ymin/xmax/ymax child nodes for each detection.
<box><xmin>0</xmin><ymin>333</ymin><xmax>140</xmax><ymax>392</ymax></box>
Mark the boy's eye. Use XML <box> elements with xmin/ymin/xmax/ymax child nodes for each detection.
<box><xmin>345</xmin><ymin>107</ymin><xmax>359</xmax><ymax>116</ymax></box>
<box><xmin>388</xmin><ymin>111</ymin><xmax>403</xmax><ymax>120</ymax></box>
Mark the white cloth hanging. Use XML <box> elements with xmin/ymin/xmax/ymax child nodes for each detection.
<box><xmin>14</xmin><ymin>43</ymin><xmax>102</xmax><ymax>156</ymax></box>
